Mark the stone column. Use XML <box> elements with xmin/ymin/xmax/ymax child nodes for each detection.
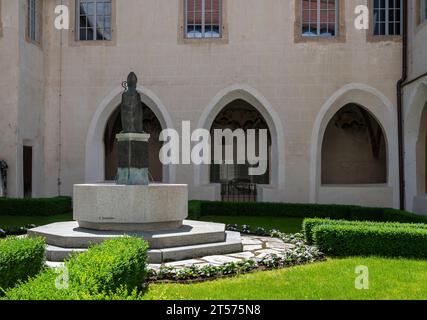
<box><xmin>116</xmin><ymin>133</ymin><xmax>151</xmax><ymax>185</ymax></box>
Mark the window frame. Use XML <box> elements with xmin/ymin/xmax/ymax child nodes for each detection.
<box><xmin>26</xmin><ymin>0</ymin><xmax>42</xmax><ymax>46</ymax></box>
<box><xmin>422</xmin><ymin>0</ymin><xmax>427</xmax><ymax>22</ymax></box>
<box><xmin>179</xmin><ymin>0</ymin><xmax>228</xmax><ymax>44</ymax></box>
<box><xmin>0</xmin><ymin>0</ymin><xmax>3</xmax><ymax>38</ymax></box>
<box><xmin>184</xmin><ymin>0</ymin><xmax>223</xmax><ymax>40</ymax></box>
<box><xmin>301</xmin><ymin>0</ymin><xmax>340</xmax><ymax>38</ymax></box>
<box><xmin>75</xmin><ymin>0</ymin><xmax>113</xmax><ymax>42</ymax></box>
<box><xmin>372</xmin><ymin>0</ymin><xmax>403</xmax><ymax>37</ymax></box>
<box><xmin>294</xmin><ymin>0</ymin><xmax>346</xmax><ymax>43</ymax></box>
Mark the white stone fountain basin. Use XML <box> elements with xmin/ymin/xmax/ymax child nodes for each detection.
<box><xmin>73</xmin><ymin>183</ymin><xmax>188</xmax><ymax>231</ymax></box>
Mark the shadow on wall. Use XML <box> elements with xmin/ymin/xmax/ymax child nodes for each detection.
<box><xmin>321</xmin><ymin>103</ymin><xmax>387</xmax><ymax>185</ymax></box>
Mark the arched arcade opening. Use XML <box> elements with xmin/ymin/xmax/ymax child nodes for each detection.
<box><xmin>104</xmin><ymin>104</ymin><xmax>164</xmax><ymax>182</ymax></box>
<box><xmin>321</xmin><ymin>103</ymin><xmax>387</xmax><ymax>185</ymax></box>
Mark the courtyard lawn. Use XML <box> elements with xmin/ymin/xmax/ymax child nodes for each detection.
<box><xmin>0</xmin><ymin>213</ymin><xmax>73</xmax><ymax>229</ymax></box>
<box><xmin>199</xmin><ymin>215</ymin><xmax>304</xmax><ymax>234</ymax></box>
<box><xmin>143</xmin><ymin>257</ymin><xmax>427</xmax><ymax>300</ymax></box>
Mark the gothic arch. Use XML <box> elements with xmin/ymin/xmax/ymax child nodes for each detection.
<box><xmin>194</xmin><ymin>85</ymin><xmax>285</xmax><ymax>194</ymax></box>
<box><xmin>85</xmin><ymin>85</ymin><xmax>175</xmax><ymax>184</ymax></box>
<box><xmin>310</xmin><ymin>83</ymin><xmax>399</xmax><ymax>207</ymax></box>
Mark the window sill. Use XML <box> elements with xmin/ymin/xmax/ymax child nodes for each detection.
<box><xmin>366</xmin><ymin>34</ymin><xmax>402</xmax><ymax>43</ymax></box>
<box><xmin>178</xmin><ymin>36</ymin><xmax>228</xmax><ymax>45</ymax></box>
<box><xmin>294</xmin><ymin>34</ymin><xmax>346</xmax><ymax>44</ymax></box>
<box><xmin>68</xmin><ymin>30</ymin><xmax>117</xmax><ymax>47</ymax></box>
<box><xmin>25</xmin><ymin>36</ymin><xmax>43</xmax><ymax>50</ymax></box>
<box><xmin>415</xmin><ymin>19</ymin><xmax>427</xmax><ymax>33</ymax></box>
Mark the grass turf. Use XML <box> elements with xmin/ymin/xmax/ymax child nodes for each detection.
<box><xmin>0</xmin><ymin>213</ymin><xmax>73</xmax><ymax>229</ymax></box>
<box><xmin>143</xmin><ymin>257</ymin><xmax>427</xmax><ymax>300</ymax></box>
<box><xmin>199</xmin><ymin>215</ymin><xmax>304</xmax><ymax>234</ymax></box>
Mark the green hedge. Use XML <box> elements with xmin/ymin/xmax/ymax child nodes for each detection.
<box><xmin>303</xmin><ymin>218</ymin><xmax>427</xmax><ymax>244</ymax></box>
<box><xmin>0</xmin><ymin>237</ymin><xmax>45</xmax><ymax>292</ymax></box>
<box><xmin>313</xmin><ymin>223</ymin><xmax>427</xmax><ymax>259</ymax></box>
<box><xmin>192</xmin><ymin>201</ymin><xmax>427</xmax><ymax>223</ymax></box>
<box><xmin>4</xmin><ymin>237</ymin><xmax>149</xmax><ymax>300</ymax></box>
<box><xmin>188</xmin><ymin>200</ymin><xmax>202</xmax><ymax>219</ymax></box>
<box><xmin>0</xmin><ymin>197</ymin><xmax>72</xmax><ymax>217</ymax></box>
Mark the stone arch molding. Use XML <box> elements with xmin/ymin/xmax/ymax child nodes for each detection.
<box><xmin>194</xmin><ymin>84</ymin><xmax>285</xmax><ymax>190</ymax></box>
<box><xmin>309</xmin><ymin>83</ymin><xmax>399</xmax><ymax>207</ymax></box>
<box><xmin>404</xmin><ymin>80</ymin><xmax>427</xmax><ymax>211</ymax></box>
<box><xmin>85</xmin><ymin>85</ymin><xmax>176</xmax><ymax>184</ymax></box>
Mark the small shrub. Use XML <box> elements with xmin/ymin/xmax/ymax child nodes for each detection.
<box><xmin>0</xmin><ymin>197</ymin><xmax>72</xmax><ymax>217</ymax></box>
<box><xmin>303</xmin><ymin>218</ymin><xmax>427</xmax><ymax>244</ymax></box>
<box><xmin>0</xmin><ymin>237</ymin><xmax>45</xmax><ymax>292</ymax></box>
<box><xmin>313</xmin><ymin>223</ymin><xmax>427</xmax><ymax>259</ymax></box>
<box><xmin>4</xmin><ymin>237</ymin><xmax>149</xmax><ymax>300</ymax></box>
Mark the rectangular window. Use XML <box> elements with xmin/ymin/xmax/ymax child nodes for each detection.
<box><xmin>77</xmin><ymin>0</ymin><xmax>112</xmax><ymax>41</ymax></box>
<box><xmin>185</xmin><ymin>0</ymin><xmax>222</xmax><ymax>39</ymax></box>
<box><xmin>373</xmin><ymin>0</ymin><xmax>402</xmax><ymax>36</ymax></box>
<box><xmin>302</xmin><ymin>0</ymin><xmax>339</xmax><ymax>37</ymax></box>
<box><xmin>422</xmin><ymin>0</ymin><xmax>427</xmax><ymax>22</ymax></box>
<box><xmin>27</xmin><ymin>0</ymin><xmax>41</xmax><ymax>43</ymax></box>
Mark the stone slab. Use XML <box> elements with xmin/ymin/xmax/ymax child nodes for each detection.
<box><xmin>44</xmin><ymin>231</ymin><xmax>242</xmax><ymax>264</ymax></box>
<box><xmin>28</xmin><ymin>220</ymin><xmax>227</xmax><ymax>249</ymax></box>
<box><xmin>201</xmin><ymin>254</ymin><xmax>242</xmax><ymax>265</ymax></box>
<box><xmin>73</xmin><ymin>183</ymin><xmax>188</xmax><ymax>231</ymax></box>
<box><xmin>158</xmin><ymin>232</ymin><xmax>243</xmax><ymax>263</ymax></box>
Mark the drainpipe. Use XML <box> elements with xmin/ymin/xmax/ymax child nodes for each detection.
<box><xmin>57</xmin><ymin>0</ymin><xmax>64</xmax><ymax>196</ymax></box>
<box><xmin>396</xmin><ymin>0</ymin><xmax>408</xmax><ymax>210</ymax></box>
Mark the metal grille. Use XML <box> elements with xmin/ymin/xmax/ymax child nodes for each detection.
<box><xmin>373</xmin><ymin>0</ymin><xmax>402</xmax><ymax>36</ymax></box>
<box><xmin>77</xmin><ymin>0</ymin><xmax>112</xmax><ymax>41</ymax></box>
<box><xmin>221</xmin><ymin>182</ymin><xmax>257</xmax><ymax>202</ymax></box>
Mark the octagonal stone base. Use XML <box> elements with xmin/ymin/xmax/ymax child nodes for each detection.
<box><xmin>74</xmin><ymin>183</ymin><xmax>188</xmax><ymax>231</ymax></box>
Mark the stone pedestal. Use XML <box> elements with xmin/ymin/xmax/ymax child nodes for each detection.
<box><xmin>116</xmin><ymin>133</ymin><xmax>150</xmax><ymax>185</ymax></box>
<box><xmin>73</xmin><ymin>183</ymin><xmax>188</xmax><ymax>231</ymax></box>
<box><xmin>30</xmin><ymin>182</ymin><xmax>244</xmax><ymax>263</ymax></box>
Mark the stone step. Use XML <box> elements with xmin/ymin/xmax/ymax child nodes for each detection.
<box><xmin>29</xmin><ymin>220</ymin><xmax>226</xmax><ymax>249</ymax></box>
<box><xmin>46</xmin><ymin>232</ymin><xmax>243</xmax><ymax>264</ymax></box>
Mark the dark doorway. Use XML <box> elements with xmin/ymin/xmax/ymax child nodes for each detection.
<box><xmin>210</xmin><ymin>99</ymin><xmax>272</xmax><ymax>202</ymax></box>
<box><xmin>104</xmin><ymin>104</ymin><xmax>164</xmax><ymax>182</ymax></box>
<box><xmin>23</xmin><ymin>146</ymin><xmax>33</xmax><ymax>198</ymax></box>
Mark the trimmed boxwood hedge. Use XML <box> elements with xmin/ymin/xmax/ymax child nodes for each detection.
<box><xmin>303</xmin><ymin>218</ymin><xmax>427</xmax><ymax>244</ymax></box>
<box><xmin>0</xmin><ymin>197</ymin><xmax>72</xmax><ymax>217</ymax></box>
<box><xmin>191</xmin><ymin>200</ymin><xmax>427</xmax><ymax>223</ymax></box>
<box><xmin>312</xmin><ymin>223</ymin><xmax>427</xmax><ymax>259</ymax></box>
<box><xmin>3</xmin><ymin>237</ymin><xmax>149</xmax><ymax>300</ymax></box>
<box><xmin>0</xmin><ymin>237</ymin><xmax>45</xmax><ymax>292</ymax></box>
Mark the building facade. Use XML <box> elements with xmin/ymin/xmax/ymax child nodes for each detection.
<box><xmin>0</xmin><ymin>0</ymin><xmax>425</xmax><ymax>213</ymax></box>
<box><xmin>403</xmin><ymin>0</ymin><xmax>427</xmax><ymax>214</ymax></box>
